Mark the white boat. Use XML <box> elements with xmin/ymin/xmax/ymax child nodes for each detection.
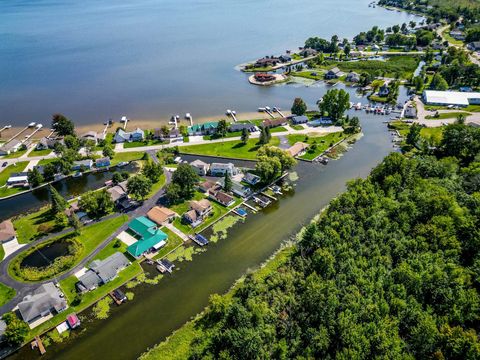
<box><xmin>226</xmin><ymin>109</ymin><xmax>232</xmax><ymax>115</ymax></box>
<box><xmin>185</xmin><ymin>113</ymin><xmax>192</xmax><ymax>119</ymax></box>
<box><xmin>116</xmin><ymin>161</ymin><xmax>128</xmax><ymax>167</ymax></box>
<box><xmin>28</xmin><ymin>122</ymin><xmax>36</xmax><ymax>127</ymax></box>
<box><xmin>35</xmin><ymin>124</ymin><xmax>43</xmax><ymax>129</ymax></box>
<box><xmin>120</xmin><ymin>116</ymin><xmax>128</xmax><ymax>123</ymax></box>
<box><xmin>5</xmin><ymin>125</ymin><xmax>11</xmax><ymax>129</ymax></box>
<box><xmin>232</xmin><ymin>110</ymin><xmax>236</xmax><ymax>115</ymax></box>
<box><xmin>354</xmin><ymin>102</ymin><xmax>362</xmax><ymax>110</ymax></box>
<box><xmin>258</xmin><ymin>107</ymin><xmax>266</xmax><ymax>112</ymax></box>
<box><xmin>265</xmin><ymin>106</ymin><xmax>271</xmax><ymax>111</ymax></box>
<box><xmin>73</xmin><ymin>172</ymin><xmax>83</xmax><ymax>178</ymax></box>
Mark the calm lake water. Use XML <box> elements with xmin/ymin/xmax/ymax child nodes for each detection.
<box><xmin>0</xmin><ymin>0</ymin><xmax>420</xmax><ymax>126</ymax></box>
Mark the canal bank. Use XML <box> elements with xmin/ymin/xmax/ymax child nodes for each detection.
<box><xmin>6</xmin><ymin>99</ymin><xmax>397</xmax><ymax>359</ymax></box>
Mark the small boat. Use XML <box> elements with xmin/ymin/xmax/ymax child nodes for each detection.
<box><xmin>271</xmin><ymin>185</ymin><xmax>282</xmax><ymax>195</ymax></box>
<box><xmin>258</xmin><ymin>107</ymin><xmax>266</xmax><ymax>112</ymax></box>
<box><xmin>185</xmin><ymin>113</ymin><xmax>192</xmax><ymax>119</ymax></box>
<box><xmin>73</xmin><ymin>172</ymin><xmax>82</xmax><ymax>178</ymax></box>
<box><xmin>67</xmin><ymin>314</ymin><xmax>81</xmax><ymax>329</ymax></box>
<box><xmin>112</xmin><ymin>289</ymin><xmax>127</xmax><ymax>303</ymax></box>
<box><xmin>35</xmin><ymin>123</ymin><xmax>43</xmax><ymax>129</ymax></box>
<box><xmin>120</xmin><ymin>116</ymin><xmax>128</xmax><ymax>123</ymax></box>
<box><xmin>265</xmin><ymin>106</ymin><xmax>271</xmax><ymax>111</ymax></box>
<box><xmin>116</xmin><ymin>161</ymin><xmax>128</xmax><ymax>167</ymax></box>
<box><xmin>28</xmin><ymin>122</ymin><xmax>36</xmax><ymax>127</ymax></box>
<box><xmin>226</xmin><ymin>109</ymin><xmax>232</xmax><ymax>115</ymax></box>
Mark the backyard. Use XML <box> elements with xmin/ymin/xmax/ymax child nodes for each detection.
<box><xmin>0</xmin><ymin>161</ymin><xmax>29</xmax><ymax>198</ymax></box>
<box><xmin>287</xmin><ymin>132</ymin><xmax>347</xmax><ymax>160</ymax></box>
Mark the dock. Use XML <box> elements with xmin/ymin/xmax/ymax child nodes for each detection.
<box><xmin>31</xmin><ymin>336</ymin><xmax>46</xmax><ymax>355</ymax></box>
<box><xmin>6</xmin><ymin>125</ymin><xmax>29</xmax><ymax>143</ymax></box>
<box><xmin>274</xmin><ymin>108</ymin><xmax>285</xmax><ymax>118</ymax></box>
<box><xmin>243</xmin><ymin>202</ymin><xmax>258</xmax><ymax>213</ymax></box>
<box><xmin>190</xmin><ymin>234</ymin><xmax>209</xmax><ymax>246</ymax></box>
<box><xmin>109</xmin><ymin>292</ymin><xmax>123</xmax><ymax>305</ymax></box>
<box><xmin>22</xmin><ymin>125</ymin><xmax>43</xmax><ymax>144</ymax></box>
<box><xmin>264</xmin><ymin>107</ymin><xmax>276</xmax><ymax>119</ymax></box>
<box><xmin>121</xmin><ymin>116</ymin><xmax>129</xmax><ymax>130</ymax></box>
<box><xmin>0</xmin><ymin>125</ymin><xmax>11</xmax><ymax>135</ymax></box>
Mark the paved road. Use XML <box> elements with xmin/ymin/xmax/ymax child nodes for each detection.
<box><xmin>0</xmin><ymin>168</ymin><xmax>172</xmax><ymax>315</ymax></box>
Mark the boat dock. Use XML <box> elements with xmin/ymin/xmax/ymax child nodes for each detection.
<box><xmin>121</xmin><ymin>116</ymin><xmax>129</xmax><ymax>130</ymax></box>
<box><xmin>31</xmin><ymin>336</ymin><xmax>46</xmax><ymax>355</ymax></box>
<box><xmin>264</xmin><ymin>107</ymin><xmax>276</xmax><ymax>119</ymax></box>
<box><xmin>109</xmin><ymin>292</ymin><xmax>123</xmax><ymax>306</ymax></box>
<box><xmin>243</xmin><ymin>202</ymin><xmax>258</xmax><ymax>213</ymax></box>
<box><xmin>0</xmin><ymin>125</ymin><xmax>11</xmax><ymax>135</ymax></box>
<box><xmin>226</xmin><ymin>110</ymin><xmax>238</xmax><ymax>122</ymax></box>
<box><xmin>22</xmin><ymin>124</ymin><xmax>43</xmax><ymax>144</ymax></box>
<box><xmin>190</xmin><ymin>234</ymin><xmax>209</xmax><ymax>246</ymax></box>
<box><xmin>274</xmin><ymin>107</ymin><xmax>285</xmax><ymax>117</ymax></box>
<box><xmin>6</xmin><ymin>125</ymin><xmax>29</xmax><ymax>143</ymax></box>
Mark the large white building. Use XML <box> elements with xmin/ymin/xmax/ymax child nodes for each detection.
<box><xmin>423</xmin><ymin>90</ymin><xmax>480</xmax><ymax>107</ymax></box>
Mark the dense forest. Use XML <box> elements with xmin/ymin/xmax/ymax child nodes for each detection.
<box><xmin>157</xmin><ymin>123</ymin><xmax>480</xmax><ymax>359</ymax></box>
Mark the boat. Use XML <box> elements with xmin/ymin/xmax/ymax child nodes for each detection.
<box><xmin>185</xmin><ymin>113</ymin><xmax>192</xmax><ymax>119</ymax></box>
<box><xmin>67</xmin><ymin>314</ymin><xmax>81</xmax><ymax>329</ymax></box>
<box><xmin>112</xmin><ymin>289</ymin><xmax>127</xmax><ymax>303</ymax></box>
<box><xmin>73</xmin><ymin>172</ymin><xmax>82</xmax><ymax>178</ymax></box>
<box><xmin>265</xmin><ymin>106</ymin><xmax>271</xmax><ymax>111</ymax></box>
<box><xmin>271</xmin><ymin>185</ymin><xmax>282</xmax><ymax>195</ymax></box>
<box><xmin>35</xmin><ymin>124</ymin><xmax>43</xmax><ymax>129</ymax></box>
<box><xmin>226</xmin><ymin>109</ymin><xmax>232</xmax><ymax>115</ymax></box>
<box><xmin>354</xmin><ymin>102</ymin><xmax>362</xmax><ymax>110</ymax></box>
<box><xmin>120</xmin><ymin>116</ymin><xmax>128</xmax><ymax>123</ymax></box>
<box><xmin>116</xmin><ymin>161</ymin><xmax>128</xmax><ymax>167</ymax></box>
<box><xmin>28</xmin><ymin>122</ymin><xmax>36</xmax><ymax>127</ymax></box>
<box><xmin>258</xmin><ymin>107</ymin><xmax>266</xmax><ymax>112</ymax></box>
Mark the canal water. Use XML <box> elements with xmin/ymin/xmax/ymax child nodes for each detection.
<box><xmin>8</xmin><ymin>85</ymin><xmax>406</xmax><ymax>359</ymax></box>
<box><xmin>0</xmin><ymin>0</ymin><xmax>422</xmax><ymax>126</ymax></box>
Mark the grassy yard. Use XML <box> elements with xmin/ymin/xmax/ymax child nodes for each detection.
<box><xmin>90</xmin><ymin>238</ymin><xmax>129</xmax><ymax>262</ymax></box>
<box><xmin>110</xmin><ymin>151</ymin><xmax>145</xmax><ymax>166</ymax></box>
<box><xmin>0</xmin><ymin>161</ymin><xmax>29</xmax><ymax>198</ymax></box>
<box><xmin>291</xmin><ymin>71</ymin><xmax>325</xmax><ymax>81</ymax></box>
<box><xmin>291</xmin><ymin>124</ymin><xmax>305</xmax><ymax>130</ymax></box>
<box><xmin>389</xmin><ymin>121</ymin><xmax>444</xmax><ymax>144</ymax></box>
<box><xmin>38</xmin><ymin>158</ymin><xmax>57</xmax><ymax>166</ymax></box>
<box><xmin>368</xmin><ymin>95</ymin><xmax>389</xmax><ymax>103</ymax></box>
<box><xmin>287</xmin><ymin>132</ymin><xmax>347</xmax><ymax>160</ymax></box>
<box><xmin>442</xmin><ymin>28</ymin><xmax>464</xmax><ymax>46</ymax></box>
<box><xmin>425</xmin><ymin>111</ymin><xmax>472</xmax><ymax>120</ymax></box>
<box><xmin>27</xmin><ymin>148</ymin><xmax>52</xmax><ymax>157</ymax></box>
<box><xmin>1</xmin><ymin>149</ymin><xmax>28</xmax><ymax>159</ymax></box>
<box><xmin>0</xmin><ymin>282</ymin><xmax>16</xmax><ymax>307</ymax></box>
<box><xmin>270</xmin><ymin>126</ymin><xmax>287</xmax><ymax>133</ymax></box>
<box><xmin>13</xmin><ymin>206</ymin><xmax>60</xmax><ymax>243</ymax></box>
<box><xmin>147</xmin><ymin>173</ymin><xmax>166</xmax><ymax>198</ymax></box>
<box><xmin>123</xmin><ymin>139</ymin><xmax>167</xmax><ymax>149</ymax></box>
<box><xmin>179</xmin><ymin>137</ymin><xmax>279</xmax><ymax>160</ymax></box>
<box><xmin>170</xmin><ymin>191</ymin><xmax>206</xmax><ymax>216</ymax></box>
<box><xmin>153</xmin><ymin>227</ymin><xmax>184</xmax><ymax>260</ymax></box>
<box><xmin>203</xmin><ymin>131</ymin><xmax>244</xmax><ymax>141</ymax></box>
<box><xmin>0</xmin><ymin>245</ymin><xmax>4</xmax><ymax>261</ymax></box>
<box><xmin>337</xmin><ymin>55</ymin><xmax>420</xmax><ymax>79</ymax></box>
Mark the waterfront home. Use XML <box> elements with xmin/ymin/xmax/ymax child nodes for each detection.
<box><xmin>208</xmin><ymin>190</ymin><xmax>234</xmax><ymax>207</ymax></box>
<box><xmin>77</xmin><ymin>252</ymin><xmax>131</xmax><ymax>292</ymax></box>
<box><xmin>147</xmin><ymin>206</ymin><xmax>178</xmax><ymax>226</ymax></box>
<box><xmin>36</xmin><ymin>137</ymin><xmax>63</xmax><ymax>150</ymax></box>
<box><xmin>210</xmin><ymin>162</ymin><xmax>237</xmax><ymax>176</ymax></box>
<box><xmin>64</xmin><ymin>201</ymin><xmax>80</xmax><ymax>217</ymax></box>
<box><xmin>467</xmin><ymin>42</ymin><xmax>480</xmax><ymax>51</ymax></box>
<box><xmin>198</xmin><ymin>180</ymin><xmax>220</xmax><ymax>193</ymax></box>
<box><xmin>95</xmin><ymin>157</ymin><xmax>111</xmax><ymax>168</ymax></box>
<box><xmin>107</xmin><ymin>180</ymin><xmax>128</xmax><ymax>203</ymax></box>
<box><xmin>254</xmin><ymin>73</ymin><xmax>276</xmax><ymax>82</ymax></box>
<box><xmin>308</xmin><ymin>118</ymin><xmax>333</xmax><ymax>127</ymax></box>
<box><xmin>0</xmin><ymin>139</ymin><xmax>22</xmax><ymax>155</ymax></box>
<box><xmin>279</xmin><ymin>54</ymin><xmax>292</xmax><ymax>63</ymax></box>
<box><xmin>231</xmin><ymin>181</ymin><xmax>252</xmax><ymax>198</ymax></box>
<box><xmin>154</xmin><ymin>128</ymin><xmax>181</xmax><ymax>140</ymax></box>
<box><xmin>190</xmin><ymin>159</ymin><xmax>209</xmax><ymax>176</ymax></box>
<box><xmin>253</xmin><ymin>194</ymin><xmax>271</xmax><ymax>208</ymax></box>
<box><xmin>17</xmin><ymin>282</ymin><xmax>68</xmax><ymax>328</ymax></box>
<box><xmin>183</xmin><ymin>199</ymin><xmax>213</xmax><ymax>227</ymax></box>
<box><xmin>229</xmin><ymin>123</ymin><xmax>256</xmax><ymax>132</ymax></box>
<box><xmin>72</xmin><ymin>159</ymin><xmax>93</xmax><ymax>171</ymax></box>
<box><xmin>81</xmin><ymin>131</ymin><xmax>103</xmax><ymax>145</ymax></box>
<box><xmin>404</xmin><ymin>105</ymin><xmax>417</xmax><ymax>119</ymax></box>
<box><xmin>378</xmin><ymin>84</ymin><xmax>390</xmax><ymax>97</ymax></box>
<box><xmin>325</xmin><ymin>67</ymin><xmax>344</xmax><ymax>80</ymax></box>
<box><xmin>449</xmin><ymin>29</ymin><xmax>465</xmax><ymax>41</ymax></box>
<box><xmin>254</xmin><ymin>57</ymin><xmax>279</xmax><ymax>68</ymax></box>
<box><xmin>0</xmin><ymin>220</ymin><xmax>17</xmax><ymax>243</ymax></box>
<box><xmin>299</xmin><ymin>48</ymin><xmax>317</xmax><ymax>57</ymax></box>
<box><xmin>243</xmin><ymin>172</ymin><xmax>261</xmax><ymax>186</ymax></box>
<box><xmin>6</xmin><ymin>172</ymin><xmax>29</xmax><ymax>187</ymax></box>
<box><xmin>287</xmin><ymin>142</ymin><xmax>309</xmax><ymax>157</ymax></box>
<box><xmin>114</xmin><ymin>128</ymin><xmax>145</xmax><ymax>143</ymax></box>
<box><xmin>262</xmin><ymin>118</ymin><xmax>288</xmax><ymax>129</ymax></box>
<box><xmin>127</xmin><ymin>216</ymin><xmax>168</xmax><ymax>258</ymax></box>
<box><xmin>423</xmin><ymin>90</ymin><xmax>480</xmax><ymax>107</ymax></box>
<box><xmin>291</xmin><ymin>115</ymin><xmax>309</xmax><ymax>124</ymax></box>
<box><xmin>346</xmin><ymin>71</ymin><xmax>360</xmax><ymax>83</ymax></box>
<box><xmin>188</xmin><ymin>122</ymin><xmax>219</xmax><ymax>136</ymax></box>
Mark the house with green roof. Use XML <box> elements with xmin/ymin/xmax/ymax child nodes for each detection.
<box><xmin>188</xmin><ymin>122</ymin><xmax>219</xmax><ymax>136</ymax></box>
<box><xmin>126</xmin><ymin>216</ymin><xmax>168</xmax><ymax>258</ymax></box>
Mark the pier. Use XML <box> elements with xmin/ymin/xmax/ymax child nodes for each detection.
<box><xmin>31</xmin><ymin>336</ymin><xmax>46</xmax><ymax>355</ymax></box>
<box><xmin>6</xmin><ymin>125</ymin><xmax>29</xmax><ymax>143</ymax></box>
<box><xmin>0</xmin><ymin>125</ymin><xmax>11</xmax><ymax>136</ymax></box>
<box><xmin>22</xmin><ymin>124</ymin><xmax>43</xmax><ymax>144</ymax></box>
<box><xmin>121</xmin><ymin>116</ymin><xmax>129</xmax><ymax>130</ymax></box>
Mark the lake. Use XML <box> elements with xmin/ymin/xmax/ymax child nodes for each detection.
<box><xmin>0</xmin><ymin>0</ymin><xmax>421</xmax><ymax>127</ymax></box>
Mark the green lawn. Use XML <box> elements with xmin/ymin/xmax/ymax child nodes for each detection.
<box><xmin>28</xmin><ymin>148</ymin><xmax>52</xmax><ymax>157</ymax></box>
<box><xmin>203</xmin><ymin>131</ymin><xmax>244</xmax><ymax>141</ymax></box>
<box><xmin>389</xmin><ymin>121</ymin><xmax>444</xmax><ymax>144</ymax></box>
<box><xmin>1</xmin><ymin>149</ymin><xmax>28</xmax><ymax>159</ymax></box>
<box><xmin>270</xmin><ymin>126</ymin><xmax>287</xmax><ymax>133</ymax></box>
<box><xmin>287</xmin><ymin>132</ymin><xmax>347</xmax><ymax>160</ymax></box>
<box><xmin>0</xmin><ymin>161</ymin><xmax>29</xmax><ymax>198</ymax></box>
<box><xmin>0</xmin><ymin>245</ymin><xmax>4</xmax><ymax>261</ymax></box>
<box><xmin>91</xmin><ymin>238</ymin><xmax>129</xmax><ymax>262</ymax></box>
<box><xmin>153</xmin><ymin>227</ymin><xmax>184</xmax><ymax>260</ymax></box>
<box><xmin>0</xmin><ymin>282</ymin><xmax>16</xmax><ymax>307</ymax></box>
<box><xmin>442</xmin><ymin>28</ymin><xmax>464</xmax><ymax>46</ymax></box>
<box><xmin>123</xmin><ymin>139</ymin><xmax>167</xmax><ymax>149</ymax></box>
<box><xmin>425</xmin><ymin>111</ymin><xmax>472</xmax><ymax>120</ymax></box>
<box><xmin>291</xmin><ymin>71</ymin><xmax>324</xmax><ymax>81</ymax></box>
<box><xmin>13</xmin><ymin>207</ymin><xmax>60</xmax><ymax>243</ymax></box>
<box><xmin>368</xmin><ymin>95</ymin><xmax>389</xmax><ymax>103</ymax></box>
<box><xmin>38</xmin><ymin>158</ymin><xmax>58</xmax><ymax>166</ymax></box>
<box><xmin>147</xmin><ymin>173</ymin><xmax>166</xmax><ymax>198</ymax></box>
<box><xmin>110</xmin><ymin>151</ymin><xmax>145</xmax><ymax>166</ymax></box>
<box><xmin>179</xmin><ymin>137</ymin><xmax>279</xmax><ymax>160</ymax></box>
<box><xmin>291</xmin><ymin>125</ymin><xmax>305</xmax><ymax>130</ymax></box>
<box><xmin>337</xmin><ymin>55</ymin><xmax>420</xmax><ymax>79</ymax></box>
<box><xmin>170</xmin><ymin>191</ymin><xmax>206</xmax><ymax>215</ymax></box>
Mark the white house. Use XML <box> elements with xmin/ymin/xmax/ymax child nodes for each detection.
<box><xmin>423</xmin><ymin>90</ymin><xmax>480</xmax><ymax>107</ymax></box>
<box><xmin>210</xmin><ymin>163</ymin><xmax>237</xmax><ymax>177</ymax></box>
<box><xmin>190</xmin><ymin>159</ymin><xmax>209</xmax><ymax>176</ymax></box>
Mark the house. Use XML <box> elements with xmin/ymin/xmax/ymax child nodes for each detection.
<box><xmin>210</xmin><ymin>162</ymin><xmax>237</xmax><ymax>176</ymax></box>
<box><xmin>0</xmin><ymin>220</ymin><xmax>16</xmax><ymax>243</ymax></box>
<box><xmin>147</xmin><ymin>206</ymin><xmax>178</xmax><ymax>226</ymax></box>
<box><xmin>404</xmin><ymin>105</ymin><xmax>417</xmax><ymax>119</ymax></box>
<box><xmin>262</xmin><ymin>118</ymin><xmax>288</xmax><ymax>129</ymax></box>
<box><xmin>209</xmin><ymin>190</ymin><xmax>234</xmax><ymax>207</ymax></box>
<box><xmin>378</xmin><ymin>84</ymin><xmax>390</xmax><ymax>97</ymax></box>
<box><xmin>346</xmin><ymin>71</ymin><xmax>360</xmax><ymax>83</ymax></box>
<box><xmin>299</xmin><ymin>48</ymin><xmax>317</xmax><ymax>57</ymax></box>
<box><xmin>291</xmin><ymin>115</ymin><xmax>309</xmax><ymax>124</ymax></box>
<box><xmin>325</xmin><ymin>67</ymin><xmax>344</xmax><ymax>80</ymax></box>
<box><xmin>114</xmin><ymin>128</ymin><xmax>145</xmax><ymax>143</ymax></box>
<box><xmin>231</xmin><ymin>182</ymin><xmax>252</xmax><ymax>198</ymax></box>
<box><xmin>423</xmin><ymin>90</ymin><xmax>480</xmax><ymax>107</ymax></box>
<box><xmin>154</xmin><ymin>128</ymin><xmax>181</xmax><ymax>140</ymax></box>
<box><xmin>183</xmin><ymin>199</ymin><xmax>213</xmax><ymax>227</ymax></box>
<box><xmin>80</xmin><ymin>131</ymin><xmax>103</xmax><ymax>145</ymax></box>
<box><xmin>72</xmin><ymin>159</ymin><xmax>93</xmax><ymax>171</ymax></box>
<box><xmin>253</xmin><ymin>194</ymin><xmax>271</xmax><ymax>208</ymax></box>
<box><xmin>449</xmin><ymin>30</ymin><xmax>465</xmax><ymax>41</ymax></box>
<box><xmin>190</xmin><ymin>159</ymin><xmax>209</xmax><ymax>176</ymax></box>
<box><xmin>17</xmin><ymin>282</ymin><xmax>68</xmax><ymax>328</ymax></box>
<box><xmin>188</xmin><ymin>122</ymin><xmax>219</xmax><ymax>136</ymax></box>
<box><xmin>279</xmin><ymin>54</ymin><xmax>292</xmax><ymax>63</ymax></box>
<box><xmin>467</xmin><ymin>42</ymin><xmax>480</xmax><ymax>51</ymax></box>
<box><xmin>64</xmin><ymin>201</ymin><xmax>80</xmax><ymax>217</ymax></box>
<box><xmin>243</xmin><ymin>172</ymin><xmax>261</xmax><ymax>186</ymax></box>
<box><xmin>372</xmin><ymin>44</ymin><xmax>380</xmax><ymax>51</ymax></box>
<box><xmin>77</xmin><ymin>252</ymin><xmax>131</xmax><ymax>292</ymax></box>
<box><xmin>6</xmin><ymin>172</ymin><xmax>29</xmax><ymax>187</ymax></box>
<box><xmin>254</xmin><ymin>57</ymin><xmax>279</xmax><ymax>68</ymax></box>
<box><xmin>0</xmin><ymin>139</ymin><xmax>22</xmax><ymax>155</ymax></box>
<box><xmin>67</xmin><ymin>314</ymin><xmax>81</xmax><ymax>329</ymax></box>
<box><xmin>95</xmin><ymin>157</ymin><xmax>111</xmax><ymax>168</ymax></box>
<box><xmin>126</xmin><ymin>217</ymin><xmax>168</xmax><ymax>258</ymax></box>
<box><xmin>107</xmin><ymin>180</ymin><xmax>128</xmax><ymax>203</ymax></box>
<box><xmin>287</xmin><ymin>142</ymin><xmax>309</xmax><ymax>157</ymax></box>
<box><xmin>431</xmin><ymin>42</ymin><xmax>445</xmax><ymax>50</ymax></box>
<box><xmin>254</xmin><ymin>73</ymin><xmax>276</xmax><ymax>82</ymax></box>
<box><xmin>36</xmin><ymin>137</ymin><xmax>62</xmax><ymax>150</ymax></box>
<box><xmin>198</xmin><ymin>180</ymin><xmax>219</xmax><ymax>193</ymax></box>
<box><xmin>229</xmin><ymin>123</ymin><xmax>256</xmax><ymax>132</ymax></box>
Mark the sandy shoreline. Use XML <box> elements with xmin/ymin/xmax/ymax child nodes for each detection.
<box><xmin>0</xmin><ymin>110</ymin><xmax>292</xmax><ymax>141</ymax></box>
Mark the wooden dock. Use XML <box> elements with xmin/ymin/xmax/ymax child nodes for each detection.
<box><xmin>31</xmin><ymin>336</ymin><xmax>46</xmax><ymax>355</ymax></box>
<box><xmin>109</xmin><ymin>292</ymin><xmax>122</xmax><ymax>306</ymax></box>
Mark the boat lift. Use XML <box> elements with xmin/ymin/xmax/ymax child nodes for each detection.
<box><xmin>264</xmin><ymin>106</ymin><xmax>276</xmax><ymax>119</ymax></box>
<box><xmin>22</xmin><ymin>124</ymin><xmax>43</xmax><ymax>144</ymax></box>
<box><xmin>185</xmin><ymin>113</ymin><xmax>193</xmax><ymax>126</ymax></box>
<box><xmin>273</xmin><ymin>107</ymin><xmax>285</xmax><ymax>117</ymax></box>
<box><xmin>226</xmin><ymin>109</ymin><xmax>238</xmax><ymax>122</ymax></box>
<box><xmin>120</xmin><ymin>115</ymin><xmax>129</xmax><ymax>130</ymax></box>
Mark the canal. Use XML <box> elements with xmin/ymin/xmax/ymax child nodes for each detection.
<box><xmin>8</xmin><ymin>90</ymin><xmax>402</xmax><ymax>359</ymax></box>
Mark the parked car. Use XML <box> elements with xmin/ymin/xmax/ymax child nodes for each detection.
<box><xmin>2</xmin><ymin>162</ymin><xmax>7</xmax><ymax>167</ymax></box>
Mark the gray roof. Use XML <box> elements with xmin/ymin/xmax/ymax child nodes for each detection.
<box><xmin>18</xmin><ymin>282</ymin><xmax>67</xmax><ymax>323</ymax></box>
<box><xmin>0</xmin><ymin>139</ymin><xmax>22</xmax><ymax>152</ymax></box>
<box><xmin>230</xmin><ymin>123</ymin><xmax>256</xmax><ymax>132</ymax></box>
<box><xmin>78</xmin><ymin>270</ymin><xmax>102</xmax><ymax>290</ymax></box>
<box><xmin>90</xmin><ymin>252</ymin><xmax>130</xmax><ymax>283</ymax></box>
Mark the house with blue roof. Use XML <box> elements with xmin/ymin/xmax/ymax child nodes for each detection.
<box><xmin>126</xmin><ymin>216</ymin><xmax>168</xmax><ymax>258</ymax></box>
<box><xmin>114</xmin><ymin>128</ymin><xmax>145</xmax><ymax>143</ymax></box>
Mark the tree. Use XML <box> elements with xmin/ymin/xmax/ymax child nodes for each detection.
<box><xmin>2</xmin><ymin>313</ymin><xmax>29</xmax><ymax>345</ymax></box>
<box><xmin>103</xmin><ymin>144</ymin><xmax>115</xmax><ymax>159</ymax></box>
<box><xmin>255</xmin><ymin>156</ymin><xmax>282</xmax><ymax>183</ymax></box>
<box><xmin>170</xmin><ymin>163</ymin><xmax>199</xmax><ymax>200</ymax></box>
<box><xmin>259</xmin><ymin>126</ymin><xmax>269</xmax><ymax>145</ymax></box>
<box><xmin>42</xmin><ymin>163</ymin><xmax>57</xmax><ymax>182</ymax></box>
<box><xmin>241</xmin><ymin>128</ymin><xmax>249</xmax><ymax>145</ymax></box>
<box><xmin>430</xmin><ymin>73</ymin><xmax>449</xmax><ymax>91</ymax></box>
<box><xmin>112</xmin><ymin>171</ymin><xmax>129</xmax><ymax>185</ymax></box>
<box><xmin>165</xmin><ymin>183</ymin><xmax>182</xmax><ymax>204</ymax></box>
<box><xmin>291</xmin><ymin>97</ymin><xmax>307</xmax><ymax>116</ymax></box>
<box><xmin>224</xmin><ymin>172</ymin><xmax>232</xmax><ymax>192</ymax></box>
<box><xmin>257</xmin><ymin>146</ymin><xmax>296</xmax><ymax>172</ymax></box>
<box><xmin>319</xmin><ymin>89</ymin><xmax>350</xmax><ymax>123</ymax></box>
<box><xmin>127</xmin><ymin>174</ymin><xmax>152</xmax><ymax>201</ymax></box>
<box><xmin>344</xmin><ymin>44</ymin><xmax>351</xmax><ymax>57</ymax></box>
<box><xmin>50</xmin><ymin>185</ymin><xmax>67</xmax><ymax>213</ymax></box>
<box><xmin>52</xmin><ymin>113</ymin><xmax>75</xmax><ymax>136</ymax></box>
<box><xmin>406</xmin><ymin>123</ymin><xmax>422</xmax><ymax>146</ymax></box>
<box><xmin>412</xmin><ymin>76</ymin><xmax>424</xmax><ymax>92</ymax></box>
<box><xmin>64</xmin><ymin>135</ymin><xmax>80</xmax><ymax>151</ymax></box>
<box><xmin>217</xmin><ymin>119</ymin><xmax>228</xmax><ymax>138</ymax></box>
<box><xmin>79</xmin><ymin>189</ymin><xmax>114</xmax><ymax>217</ymax></box>
<box><xmin>142</xmin><ymin>159</ymin><xmax>163</xmax><ymax>182</ymax></box>
<box><xmin>27</xmin><ymin>167</ymin><xmax>44</xmax><ymax>188</ymax></box>
<box><xmin>54</xmin><ymin>212</ymin><xmax>69</xmax><ymax>228</ymax></box>
<box><xmin>69</xmin><ymin>213</ymin><xmax>82</xmax><ymax>234</ymax></box>
<box><xmin>392</xmin><ymin>24</ymin><xmax>400</xmax><ymax>34</ymax></box>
